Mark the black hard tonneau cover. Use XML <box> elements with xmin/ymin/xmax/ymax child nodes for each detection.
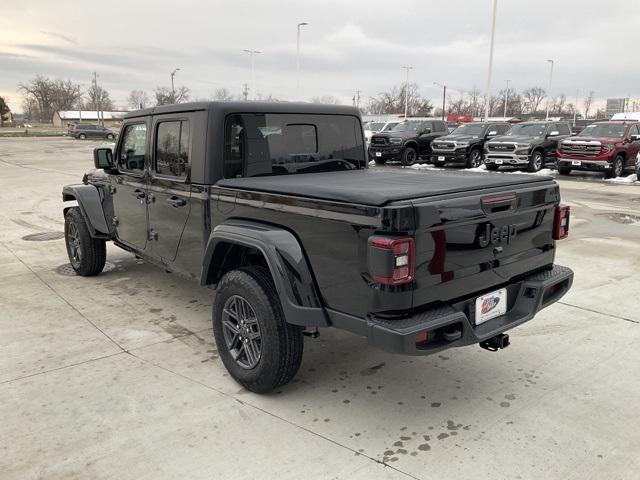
<box><xmin>216</xmin><ymin>169</ymin><xmax>553</xmax><ymax>207</ymax></box>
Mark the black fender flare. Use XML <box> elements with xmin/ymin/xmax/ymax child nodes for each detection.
<box><xmin>62</xmin><ymin>184</ymin><xmax>110</xmax><ymax>238</ymax></box>
<box><xmin>200</xmin><ymin>219</ymin><xmax>329</xmax><ymax>327</ymax></box>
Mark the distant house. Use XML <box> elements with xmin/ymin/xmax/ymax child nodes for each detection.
<box><xmin>53</xmin><ymin>110</ymin><xmax>128</xmax><ymax>128</ymax></box>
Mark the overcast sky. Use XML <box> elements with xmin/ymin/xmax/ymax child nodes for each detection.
<box><xmin>1</xmin><ymin>0</ymin><xmax>638</xmax><ymax>112</ymax></box>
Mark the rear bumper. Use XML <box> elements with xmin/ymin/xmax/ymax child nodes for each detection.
<box><xmin>329</xmin><ymin>264</ymin><xmax>573</xmax><ymax>356</ymax></box>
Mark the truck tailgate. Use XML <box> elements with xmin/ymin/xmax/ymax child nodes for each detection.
<box><xmin>409</xmin><ymin>180</ymin><xmax>560</xmax><ymax>309</ymax></box>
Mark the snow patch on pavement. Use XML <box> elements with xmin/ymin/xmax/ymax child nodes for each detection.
<box><xmin>605</xmin><ymin>174</ymin><xmax>638</xmax><ymax>184</ymax></box>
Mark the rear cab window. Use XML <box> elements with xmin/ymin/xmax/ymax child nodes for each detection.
<box><xmin>224</xmin><ymin>113</ymin><xmax>365</xmax><ymax>178</ymax></box>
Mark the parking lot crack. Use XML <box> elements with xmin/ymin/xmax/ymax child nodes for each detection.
<box><xmin>559</xmin><ymin>301</ymin><xmax>639</xmax><ymax>325</ymax></box>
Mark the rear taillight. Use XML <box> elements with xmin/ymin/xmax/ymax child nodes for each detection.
<box><xmin>368</xmin><ymin>236</ymin><xmax>415</xmax><ymax>285</ymax></box>
<box><xmin>553</xmin><ymin>204</ymin><xmax>570</xmax><ymax>240</ymax></box>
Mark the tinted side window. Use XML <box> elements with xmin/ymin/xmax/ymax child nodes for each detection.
<box><xmin>156</xmin><ymin>120</ymin><xmax>190</xmax><ymax>178</ymax></box>
<box><xmin>499</xmin><ymin>124</ymin><xmax>511</xmax><ymax>134</ymax></box>
<box><xmin>556</xmin><ymin>123</ymin><xmax>571</xmax><ymax>135</ymax></box>
<box><xmin>118</xmin><ymin>124</ymin><xmax>147</xmax><ymax>172</ymax></box>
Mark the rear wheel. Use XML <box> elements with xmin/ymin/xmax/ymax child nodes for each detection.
<box><xmin>527</xmin><ymin>150</ymin><xmax>544</xmax><ymax>172</ymax></box>
<box><xmin>401</xmin><ymin>147</ymin><xmax>418</xmax><ymax>166</ymax></box>
<box><xmin>78</xmin><ymin>133</ymin><xmax>87</xmax><ymax>140</ymax></box>
<box><xmin>212</xmin><ymin>267</ymin><xmax>304</xmax><ymax>393</ymax></box>
<box><xmin>466</xmin><ymin>148</ymin><xmax>483</xmax><ymax>168</ymax></box>
<box><xmin>64</xmin><ymin>207</ymin><xmax>106</xmax><ymax>276</ymax></box>
<box><xmin>606</xmin><ymin>155</ymin><xmax>625</xmax><ymax>178</ymax></box>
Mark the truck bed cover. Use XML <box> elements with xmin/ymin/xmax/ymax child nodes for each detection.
<box><xmin>216</xmin><ymin>169</ymin><xmax>553</xmax><ymax>206</ymax></box>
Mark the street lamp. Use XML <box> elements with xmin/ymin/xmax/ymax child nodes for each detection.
<box><xmin>401</xmin><ymin>66</ymin><xmax>413</xmax><ymax>118</ymax></box>
<box><xmin>434</xmin><ymin>82</ymin><xmax>447</xmax><ymax>120</ymax></box>
<box><xmin>170</xmin><ymin>68</ymin><xmax>180</xmax><ymax>99</ymax></box>
<box><xmin>296</xmin><ymin>22</ymin><xmax>309</xmax><ymax>100</ymax></box>
<box><xmin>243</xmin><ymin>49</ymin><xmax>262</xmax><ymax>100</ymax></box>
<box><xmin>573</xmin><ymin>89</ymin><xmax>580</xmax><ymax>126</ymax></box>
<box><xmin>545</xmin><ymin>59</ymin><xmax>554</xmax><ymax>120</ymax></box>
<box><xmin>503</xmin><ymin>79</ymin><xmax>510</xmax><ymax>119</ymax></box>
<box><xmin>484</xmin><ymin>0</ymin><xmax>498</xmax><ymax>121</ymax></box>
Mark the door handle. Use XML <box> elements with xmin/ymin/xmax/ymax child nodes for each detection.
<box><xmin>133</xmin><ymin>189</ymin><xmax>146</xmax><ymax>200</ymax></box>
<box><xmin>166</xmin><ymin>196</ymin><xmax>187</xmax><ymax>208</ymax></box>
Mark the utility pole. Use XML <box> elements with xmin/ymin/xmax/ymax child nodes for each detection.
<box><xmin>484</xmin><ymin>0</ymin><xmax>498</xmax><ymax>121</ymax></box>
<box><xmin>433</xmin><ymin>82</ymin><xmax>447</xmax><ymax>120</ymax></box>
<box><xmin>243</xmin><ymin>50</ymin><xmax>261</xmax><ymax>100</ymax></box>
<box><xmin>296</xmin><ymin>22</ymin><xmax>309</xmax><ymax>100</ymax></box>
<box><xmin>401</xmin><ymin>66</ymin><xmax>413</xmax><ymax>118</ymax></box>
<box><xmin>170</xmin><ymin>68</ymin><xmax>180</xmax><ymax>102</ymax></box>
<box><xmin>573</xmin><ymin>89</ymin><xmax>580</xmax><ymax>126</ymax></box>
<box><xmin>92</xmin><ymin>71</ymin><xmax>102</xmax><ymax>127</ymax></box>
<box><xmin>545</xmin><ymin>59</ymin><xmax>554</xmax><ymax>120</ymax></box>
<box><xmin>355</xmin><ymin>90</ymin><xmax>361</xmax><ymax>109</ymax></box>
<box><xmin>503</xmin><ymin>79</ymin><xmax>510</xmax><ymax>119</ymax></box>
<box><xmin>242</xmin><ymin>84</ymin><xmax>249</xmax><ymax>101</ymax></box>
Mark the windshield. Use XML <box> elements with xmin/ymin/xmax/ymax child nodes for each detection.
<box><xmin>391</xmin><ymin>121</ymin><xmax>425</xmax><ymax>132</ymax></box>
<box><xmin>364</xmin><ymin>122</ymin><xmax>385</xmax><ymax>132</ymax></box>
<box><xmin>224</xmin><ymin>113</ymin><xmax>365</xmax><ymax>178</ymax></box>
<box><xmin>451</xmin><ymin>123</ymin><xmax>486</xmax><ymax>136</ymax></box>
<box><xmin>508</xmin><ymin>124</ymin><xmax>546</xmax><ymax>137</ymax></box>
<box><xmin>383</xmin><ymin>122</ymin><xmax>400</xmax><ymax>131</ymax></box>
<box><xmin>579</xmin><ymin>124</ymin><xmax>626</xmax><ymax>138</ymax></box>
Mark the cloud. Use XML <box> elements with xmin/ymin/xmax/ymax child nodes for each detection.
<box><xmin>40</xmin><ymin>31</ymin><xmax>77</xmax><ymax>45</ymax></box>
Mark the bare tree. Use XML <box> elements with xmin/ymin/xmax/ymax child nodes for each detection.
<box><xmin>213</xmin><ymin>88</ymin><xmax>234</xmax><ymax>101</ymax></box>
<box><xmin>367</xmin><ymin>83</ymin><xmax>433</xmax><ymax>117</ymax></box>
<box><xmin>583</xmin><ymin>91</ymin><xmax>595</xmax><ymax>119</ymax></box>
<box><xmin>22</xmin><ymin>96</ymin><xmax>38</xmax><ymax>121</ymax></box>
<box><xmin>0</xmin><ymin>96</ymin><xmax>10</xmax><ymax>126</ymax></box>
<box><xmin>83</xmin><ymin>84</ymin><xmax>114</xmax><ymax>111</ymax></box>
<box><xmin>127</xmin><ymin>90</ymin><xmax>150</xmax><ymax>110</ymax></box>
<box><xmin>522</xmin><ymin>87</ymin><xmax>546</xmax><ymax>114</ymax></box>
<box><xmin>154</xmin><ymin>86</ymin><xmax>190</xmax><ymax>106</ymax></box>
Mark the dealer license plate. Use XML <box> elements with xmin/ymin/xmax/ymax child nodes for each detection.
<box><xmin>375</xmin><ymin>152</ymin><xmax>382</xmax><ymax>157</ymax></box>
<box><xmin>572</xmin><ymin>160</ymin><xmax>581</xmax><ymax>166</ymax></box>
<box><xmin>475</xmin><ymin>288</ymin><xmax>507</xmax><ymax>325</ymax></box>
<box><xmin>495</xmin><ymin>159</ymin><xmax>504</xmax><ymax>165</ymax></box>
<box><xmin>438</xmin><ymin>156</ymin><xmax>445</xmax><ymax>161</ymax></box>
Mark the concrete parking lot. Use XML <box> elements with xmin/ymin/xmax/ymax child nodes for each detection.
<box><xmin>1</xmin><ymin>137</ymin><xmax>639</xmax><ymax>480</ymax></box>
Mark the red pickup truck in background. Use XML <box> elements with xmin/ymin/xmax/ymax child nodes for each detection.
<box><xmin>556</xmin><ymin>121</ymin><xmax>640</xmax><ymax>178</ymax></box>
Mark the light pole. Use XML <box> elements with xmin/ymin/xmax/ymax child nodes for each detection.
<box><xmin>433</xmin><ymin>82</ymin><xmax>447</xmax><ymax>120</ymax></box>
<box><xmin>171</xmin><ymin>68</ymin><xmax>180</xmax><ymax>100</ymax></box>
<box><xmin>503</xmin><ymin>79</ymin><xmax>510</xmax><ymax>119</ymax></box>
<box><xmin>296</xmin><ymin>22</ymin><xmax>309</xmax><ymax>100</ymax></box>
<box><xmin>484</xmin><ymin>0</ymin><xmax>498</xmax><ymax>121</ymax></box>
<box><xmin>243</xmin><ymin>49</ymin><xmax>262</xmax><ymax>100</ymax></box>
<box><xmin>545</xmin><ymin>59</ymin><xmax>554</xmax><ymax>120</ymax></box>
<box><xmin>401</xmin><ymin>66</ymin><xmax>413</xmax><ymax>118</ymax></box>
<box><xmin>573</xmin><ymin>89</ymin><xmax>580</xmax><ymax>126</ymax></box>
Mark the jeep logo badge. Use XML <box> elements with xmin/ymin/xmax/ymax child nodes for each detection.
<box><xmin>478</xmin><ymin>223</ymin><xmax>517</xmax><ymax>248</ymax></box>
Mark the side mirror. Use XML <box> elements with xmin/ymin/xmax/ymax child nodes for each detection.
<box><xmin>548</xmin><ymin>131</ymin><xmax>560</xmax><ymax>137</ymax></box>
<box><xmin>94</xmin><ymin>147</ymin><xmax>114</xmax><ymax>169</ymax></box>
<box><xmin>487</xmin><ymin>130</ymin><xmax>498</xmax><ymax>137</ymax></box>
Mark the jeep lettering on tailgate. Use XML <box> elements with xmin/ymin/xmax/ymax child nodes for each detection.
<box><xmin>477</xmin><ymin>223</ymin><xmax>517</xmax><ymax>248</ymax></box>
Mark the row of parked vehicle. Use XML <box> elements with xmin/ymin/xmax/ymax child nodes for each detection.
<box><xmin>365</xmin><ymin>118</ymin><xmax>640</xmax><ymax>178</ymax></box>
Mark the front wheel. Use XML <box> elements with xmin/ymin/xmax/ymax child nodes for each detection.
<box><xmin>466</xmin><ymin>148</ymin><xmax>484</xmax><ymax>168</ymax></box>
<box><xmin>606</xmin><ymin>155</ymin><xmax>625</xmax><ymax>179</ymax></box>
<box><xmin>527</xmin><ymin>151</ymin><xmax>544</xmax><ymax>172</ymax></box>
<box><xmin>400</xmin><ymin>147</ymin><xmax>418</xmax><ymax>166</ymax></box>
<box><xmin>64</xmin><ymin>207</ymin><xmax>106</xmax><ymax>276</ymax></box>
<box><xmin>213</xmin><ymin>267</ymin><xmax>304</xmax><ymax>393</ymax></box>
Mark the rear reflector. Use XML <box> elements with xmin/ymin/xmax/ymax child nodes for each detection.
<box><xmin>415</xmin><ymin>331</ymin><xmax>429</xmax><ymax>346</ymax></box>
<box><xmin>368</xmin><ymin>236</ymin><xmax>415</xmax><ymax>285</ymax></box>
<box><xmin>553</xmin><ymin>204</ymin><xmax>570</xmax><ymax>240</ymax></box>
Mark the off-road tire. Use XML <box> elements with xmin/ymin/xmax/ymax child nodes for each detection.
<box><xmin>78</xmin><ymin>133</ymin><xmax>87</xmax><ymax>140</ymax></box>
<box><xmin>64</xmin><ymin>207</ymin><xmax>106</xmax><ymax>276</ymax></box>
<box><xmin>606</xmin><ymin>155</ymin><xmax>625</xmax><ymax>179</ymax></box>
<box><xmin>373</xmin><ymin>157</ymin><xmax>387</xmax><ymax>165</ymax></box>
<box><xmin>213</xmin><ymin>267</ymin><xmax>304</xmax><ymax>393</ymax></box>
<box><xmin>485</xmin><ymin>164</ymin><xmax>500</xmax><ymax>171</ymax></box>
<box><xmin>466</xmin><ymin>148</ymin><xmax>484</xmax><ymax>168</ymax></box>
<box><xmin>527</xmin><ymin>150</ymin><xmax>544</xmax><ymax>172</ymax></box>
<box><xmin>400</xmin><ymin>147</ymin><xmax>418</xmax><ymax>166</ymax></box>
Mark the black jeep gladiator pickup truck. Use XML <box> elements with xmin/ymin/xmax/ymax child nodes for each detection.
<box><xmin>484</xmin><ymin>121</ymin><xmax>572</xmax><ymax>172</ymax></box>
<box><xmin>62</xmin><ymin>102</ymin><xmax>573</xmax><ymax>393</ymax></box>
<box><xmin>430</xmin><ymin>122</ymin><xmax>511</xmax><ymax>168</ymax></box>
<box><xmin>368</xmin><ymin>119</ymin><xmax>449</xmax><ymax>166</ymax></box>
